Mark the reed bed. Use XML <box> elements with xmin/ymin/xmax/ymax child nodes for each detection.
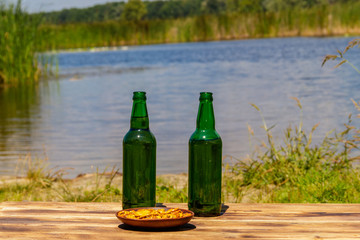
<box><xmin>38</xmin><ymin>3</ymin><xmax>360</xmax><ymax>51</ymax></box>
<box><xmin>0</xmin><ymin>1</ymin><xmax>44</xmax><ymax>86</ymax></box>
<box><xmin>0</xmin><ymin>1</ymin><xmax>57</xmax><ymax>87</ymax></box>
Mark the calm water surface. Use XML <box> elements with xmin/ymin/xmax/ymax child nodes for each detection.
<box><xmin>0</xmin><ymin>37</ymin><xmax>359</xmax><ymax>177</ymax></box>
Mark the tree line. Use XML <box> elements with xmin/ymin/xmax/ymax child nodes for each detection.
<box><xmin>35</xmin><ymin>0</ymin><xmax>357</xmax><ymax>24</ymax></box>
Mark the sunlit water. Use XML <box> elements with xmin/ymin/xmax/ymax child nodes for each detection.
<box><xmin>0</xmin><ymin>37</ymin><xmax>359</xmax><ymax>177</ymax></box>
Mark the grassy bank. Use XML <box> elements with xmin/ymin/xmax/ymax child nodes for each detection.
<box><xmin>223</xmin><ymin>99</ymin><xmax>360</xmax><ymax>203</ymax></box>
<box><xmin>0</xmin><ymin>157</ymin><xmax>187</xmax><ymax>203</ymax></box>
<box><xmin>1</xmin><ymin>99</ymin><xmax>359</xmax><ymax>203</ymax></box>
<box><xmin>38</xmin><ymin>3</ymin><xmax>360</xmax><ymax>51</ymax></box>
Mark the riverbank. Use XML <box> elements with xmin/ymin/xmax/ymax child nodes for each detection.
<box><xmin>0</xmin><ymin>172</ymin><xmax>188</xmax><ymax>203</ymax></box>
<box><xmin>0</xmin><ymin>172</ymin><xmax>285</xmax><ymax>203</ymax></box>
<box><xmin>1</xmin><ymin>161</ymin><xmax>360</xmax><ymax>204</ymax></box>
<box><xmin>0</xmin><ymin>172</ymin><xmax>253</xmax><ymax>203</ymax></box>
<box><xmin>38</xmin><ymin>3</ymin><xmax>360</xmax><ymax>51</ymax></box>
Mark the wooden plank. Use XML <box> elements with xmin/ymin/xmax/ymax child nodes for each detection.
<box><xmin>1</xmin><ymin>202</ymin><xmax>360</xmax><ymax>239</ymax></box>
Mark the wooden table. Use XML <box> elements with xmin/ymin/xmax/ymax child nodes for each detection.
<box><xmin>1</xmin><ymin>202</ymin><xmax>360</xmax><ymax>239</ymax></box>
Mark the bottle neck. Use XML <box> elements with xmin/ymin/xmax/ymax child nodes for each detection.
<box><xmin>130</xmin><ymin>93</ymin><xmax>149</xmax><ymax>130</ymax></box>
<box><xmin>196</xmin><ymin>94</ymin><xmax>216</xmax><ymax>130</ymax></box>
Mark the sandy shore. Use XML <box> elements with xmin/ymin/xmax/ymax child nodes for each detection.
<box><xmin>0</xmin><ymin>172</ymin><xmax>244</xmax><ymax>202</ymax></box>
<box><xmin>0</xmin><ymin>173</ymin><xmax>188</xmax><ymax>190</ymax></box>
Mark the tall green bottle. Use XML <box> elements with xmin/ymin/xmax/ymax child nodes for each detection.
<box><xmin>122</xmin><ymin>91</ymin><xmax>156</xmax><ymax>209</ymax></box>
<box><xmin>189</xmin><ymin>92</ymin><xmax>222</xmax><ymax>216</ymax></box>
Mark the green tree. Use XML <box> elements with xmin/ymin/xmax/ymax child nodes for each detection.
<box><xmin>159</xmin><ymin>1</ymin><xmax>185</xmax><ymax>19</ymax></box>
<box><xmin>146</xmin><ymin>1</ymin><xmax>166</xmax><ymax>19</ymax></box>
<box><xmin>201</xmin><ymin>0</ymin><xmax>226</xmax><ymax>14</ymax></box>
<box><xmin>238</xmin><ymin>0</ymin><xmax>264</xmax><ymax>13</ymax></box>
<box><xmin>121</xmin><ymin>0</ymin><xmax>147</xmax><ymax>22</ymax></box>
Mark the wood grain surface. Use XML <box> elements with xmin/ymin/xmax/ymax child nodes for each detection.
<box><xmin>1</xmin><ymin>202</ymin><xmax>360</xmax><ymax>239</ymax></box>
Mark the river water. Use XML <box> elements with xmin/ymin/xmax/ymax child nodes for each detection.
<box><xmin>0</xmin><ymin>37</ymin><xmax>359</xmax><ymax>177</ymax></box>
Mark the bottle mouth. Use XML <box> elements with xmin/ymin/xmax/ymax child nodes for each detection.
<box><xmin>199</xmin><ymin>92</ymin><xmax>213</xmax><ymax>101</ymax></box>
<box><xmin>133</xmin><ymin>91</ymin><xmax>147</xmax><ymax>100</ymax></box>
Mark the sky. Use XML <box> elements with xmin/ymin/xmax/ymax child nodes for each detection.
<box><xmin>4</xmin><ymin>0</ymin><xmax>124</xmax><ymax>13</ymax></box>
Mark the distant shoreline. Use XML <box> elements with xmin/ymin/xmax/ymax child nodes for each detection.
<box><xmin>37</xmin><ymin>5</ymin><xmax>360</xmax><ymax>52</ymax></box>
<box><xmin>45</xmin><ymin>34</ymin><xmax>360</xmax><ymax>54</ymax></box>
<box><xmin>0</xmin><ymin>173</ymin><xmax>187</xmax><ymax>185</ymax></box>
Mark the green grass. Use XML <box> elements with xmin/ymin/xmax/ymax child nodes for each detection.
<box><xmin>0</xmin><ymin>154</ymin><xmax>187</xmax><ymax>203</ymax></box>
<box><xmin>1</xmin><ymin>155</ymin><xmax>123</xmax><ymax>202</ymax></box>
<box><xmin>223</xmin><ymin>98</ymin><xmax>360</xmax><ymax>203</ymax></box>
<box><xmin>156</xmin><ymin>176</ymin><xmax>187</xmax><ymax>203</ymax></box>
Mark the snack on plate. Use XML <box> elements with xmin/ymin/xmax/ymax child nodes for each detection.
<box><xmin>118</xmin><ymin>208</ymin><xmax>192</xmax><ymax>220</ymax></box>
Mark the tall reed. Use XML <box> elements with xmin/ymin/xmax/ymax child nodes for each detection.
<box><xmin>0</xmin><ymin>0</ymin><xmax>48</xmax><ymax>87</ymax></box>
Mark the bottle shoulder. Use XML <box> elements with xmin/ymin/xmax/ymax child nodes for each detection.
<box><xmin>189</xmin><ymin>129</ymin><xmax>221</xmax><ymax>142</ymax></box>
<box><xmin>123</xmin><ymin>128</ymin><xmax>156</xmax><ymax>143</ymax></box>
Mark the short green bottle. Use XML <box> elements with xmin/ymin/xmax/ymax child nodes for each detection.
<box><xmin>188</xmin><ymin>92</ymin><xmax>222</xmax><ymax>216</ymax></box>
<box><xmin>122</xmin><ymin>91</ymin><xmax>156</xmax><ymax>209</ymax></box>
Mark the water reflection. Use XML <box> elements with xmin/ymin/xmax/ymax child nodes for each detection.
<box><xmin>0</xmin><ymin>85</ymin><xmax>43</xmax><ymax>175</ymax></box>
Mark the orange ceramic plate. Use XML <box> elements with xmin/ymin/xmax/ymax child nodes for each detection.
<box><xmin>116</xmin><ymin>207</ymin><xmax>194</xmax><ymax>228</ymax></box>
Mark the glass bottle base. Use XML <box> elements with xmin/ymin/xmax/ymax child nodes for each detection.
<box><xmin>189</xmin><ymin>203</ymin><xmax>221</xmax><ymax>217</ymax></box>
<box><xmin>122</xmin><ymin>201</ymin><xmax>155</xmax><ymax>210</ymax></box>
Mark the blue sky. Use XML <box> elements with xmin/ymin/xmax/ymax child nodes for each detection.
<box><xmin>4</xmin><ymin>0</ymin><xmax>125</xmax><ymax>12</ymax></box>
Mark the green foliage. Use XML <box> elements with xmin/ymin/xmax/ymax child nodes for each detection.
<box><xmin>121</xmin><ymin>0</ymin><xmax>147</xmax><ymax>22</ymax></box>
<box><xmin>156</xmin><ymin>176</ymin><xmax>188</xmax><ymax>203</ymax></box>
<box><xmin>237</xmin><ymin>0</ymin><xmax>264</xmax><ymax>13</ymax></box>
<box><xmin>35</xmin><ymin>2</ymin><xmax>125</xmax><ymax>24</ymax></box>
<box><xmin>156</xmin><ymin>185</ymin><xmax>188</xmax><ymax>203</ymax></box>
<box><xmin>155</xmin><ymin>1</ymin><xmax>186</xmax><ymax>19</ymax></box>
<box><xmin>36</xmin><ymin>0</ymin><xmax>203</xmax><ymax>23</ymax></box>
<box><xmin>201</xmin><ymin>0</ymin><xmax>226</xmax><ymax>14</ymax></box>
<box><xmin>273</xmin><ymin>168</ymin><xmax>360</xmax><ymax>203</ymax></box>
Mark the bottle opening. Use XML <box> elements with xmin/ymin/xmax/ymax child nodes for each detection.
<box><xmin>199</xmin><ymin>92</ymin><xmax>213</xmax><ymax>101</ymax></box>
<box><xmin>133</xmin><ymin>91</ymin><xmax>147</xmax><ymax>100</ymax></box>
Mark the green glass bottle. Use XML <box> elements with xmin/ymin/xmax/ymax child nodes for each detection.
<box><xmin>189</xmin><ymin>92</ymin><xmax>222</xmax><ymax>217</ymax></box>
<box><xmin>122</xmin><ymin>91</ymin><xmax>156</xmax><ymax>209</ymax></box>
